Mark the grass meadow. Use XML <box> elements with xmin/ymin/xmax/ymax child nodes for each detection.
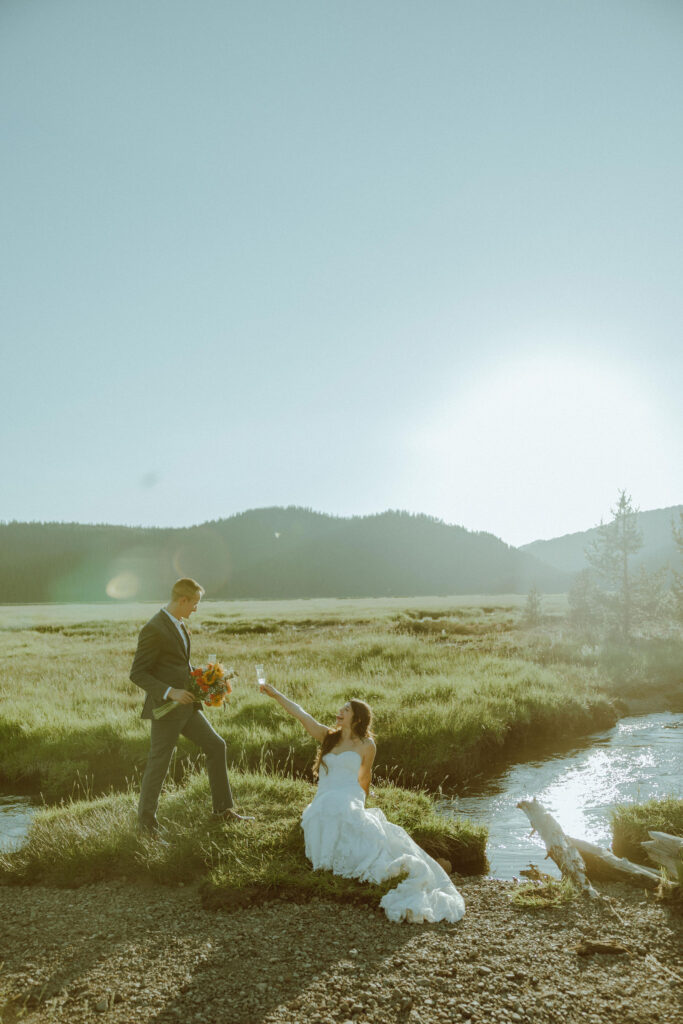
<box><xmin>1</xmin><ymin>595</ymin><xmax>680</xmax><ymax>900</ymax></box>
<box><xmin>0</xmin><ymin>595</ymin><xmax>618</xmax><ymax>800</ymax></box>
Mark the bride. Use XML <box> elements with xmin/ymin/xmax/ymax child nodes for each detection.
<box><xmin>260</xmin><ymin>683</ymin><xmax>465</xmax><ymax>924</ymax></box>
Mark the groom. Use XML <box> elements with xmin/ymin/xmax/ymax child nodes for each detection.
<box><xmin>131</xmin><ymin>576</ymin><xmax>250</xmax><ymax>835</ymax></box>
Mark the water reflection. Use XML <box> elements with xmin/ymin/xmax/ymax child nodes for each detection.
<box><xmin>440</xmin><ymin>712</ymin><xmax>683</xmax><ymax>879</ymax></box>
<box><xmin>0</xmin><ymin>796</ymin><xmax>34</xmax><ymax>852</ymax></box>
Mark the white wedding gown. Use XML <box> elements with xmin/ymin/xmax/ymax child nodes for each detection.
<box><xmin>301</xmin><ymin>750</ymin><xmax>465</xmax><ymax>924</ymax></box>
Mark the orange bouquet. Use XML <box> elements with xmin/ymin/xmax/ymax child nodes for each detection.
<box><xmin>153</xmin><ymin>660</ymin><xmax>235</xmax><ymax>720</ymax></box>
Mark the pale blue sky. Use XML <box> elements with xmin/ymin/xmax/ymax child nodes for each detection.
<box><xmin>2</xmin><ymin>0</ymin><xmax>681</xmax><ymax>546</ymax></box>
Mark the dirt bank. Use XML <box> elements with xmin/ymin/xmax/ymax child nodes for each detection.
<box><xmin>1</xmin><ymin>878</ymin><xmax>680</xmax><ymax>1024</ymax></box>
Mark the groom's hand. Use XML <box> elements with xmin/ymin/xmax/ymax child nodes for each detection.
<box><xmin>168</xmin><ymin>687</ymin><xmax>194</xmax><ymax>704</ymax></box>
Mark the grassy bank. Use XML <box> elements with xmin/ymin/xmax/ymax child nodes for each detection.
<box><xmin>0</xmin><ymin>769</ymin><xmax>488</xmax><ymax>904</ymax></box>
<box><xmin>611</xmin><ymin>796</ymin><xmax>683</xmax><ymax>864</ymax></box>
<box><xmin>0</xmin><ymin>598</ymin><xmax>621</xmax><ymax>800</ymax></box>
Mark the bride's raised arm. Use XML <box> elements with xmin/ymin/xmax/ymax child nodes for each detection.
<box><xmin>260</xmin><ymin>683</ymin><xmax>329</xmax><ymax>742</ymax></box>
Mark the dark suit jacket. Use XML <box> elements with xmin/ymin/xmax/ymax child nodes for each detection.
<box><xmin>130</xmin><ymin>609</ymin><xmax>194</xmax><ymax>720</ymax></box>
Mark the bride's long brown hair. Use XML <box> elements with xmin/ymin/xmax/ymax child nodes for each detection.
<box><xmin>312</xmin><ymin>699</ymin><xmax>374</xmax><ymax>779</ymax></box>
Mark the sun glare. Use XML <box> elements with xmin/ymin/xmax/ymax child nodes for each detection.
<box><xmin>407</xmin><ymin>352</ymin><xmax>674</xmax><ymax>544</ymax></box>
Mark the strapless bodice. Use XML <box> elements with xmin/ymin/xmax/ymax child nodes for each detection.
<box><xmin>323</xmin><ymin>749</ymin><xmax>361</xmax><ymax>769</ymax></box>
<box><xmin>315</xmin><ymin>749</ymin><xmax>364</xmax><ymax>797</ymax></box>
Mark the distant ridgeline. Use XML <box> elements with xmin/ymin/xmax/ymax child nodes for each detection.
<box><xmin>0</xmin><ymin>508</ymin><xmax>571</xmax><ymax>603</ymax></box>
<box><xmin>519</xmin><ymin>505</ymin><xmax>683</xmax><ymax>576</ymax></box>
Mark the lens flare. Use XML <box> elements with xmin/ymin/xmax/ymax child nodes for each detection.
<box><xmin>105</xmin><ymin>572</ymin><xmax>140</xmax><ymax>599</ymax></box>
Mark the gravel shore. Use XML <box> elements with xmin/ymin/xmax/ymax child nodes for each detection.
<box><xmin>1</xmin><ymin>878</ymin><xmax>681</xmax><ymax>1024</ymax></box>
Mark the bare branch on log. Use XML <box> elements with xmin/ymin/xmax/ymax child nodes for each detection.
<box><xmin>641</xmin><ymin>832</ymin><xmax>683</xmax><ymax>879</ymax></box>
<box><xmin>516</xmin><ymin>798</ymin><xmax>599</xmax><ymax>898</ymax></box>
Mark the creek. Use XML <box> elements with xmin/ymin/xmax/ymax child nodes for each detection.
<box><xmin>438</xmin><ymin>711</ymin><xmax>683</xmax><ymax>879</ymax></box>
<box><xmin>0</xmin><ymin>795</ymin><xmax>34</xmax><ymax>852</ymax></box>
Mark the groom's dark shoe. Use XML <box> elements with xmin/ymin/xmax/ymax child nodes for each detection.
<box><xmin>137</xmin><ymin>819</ymin><xmax>170</xmax><ymax>845</ymax></box>
<box><xmin>212</xmin><ymin>808</ymin><xmax>254</xmax><ymax>823</ymax></box>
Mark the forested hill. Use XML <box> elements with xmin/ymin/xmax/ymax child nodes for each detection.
<box><xmin>0</xmin><ymin>508</ymin><xmax>569</xmax><ymax>603</ymax></box>
<box><xmin>519</xmin><ymin>505</ymin><xmax>683</xmax><ymax>575</ymax></box>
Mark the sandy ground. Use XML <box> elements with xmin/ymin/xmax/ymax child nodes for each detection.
<box><xmin>1</xmin><ymin>878</ymin><xmax>681</xmax><ymax>1024</ymax></box>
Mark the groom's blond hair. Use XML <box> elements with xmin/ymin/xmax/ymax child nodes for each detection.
<box><xmin>171</xmin><ymin>577</ymin><xmax>204</xmax><ymax>600</ymax></box>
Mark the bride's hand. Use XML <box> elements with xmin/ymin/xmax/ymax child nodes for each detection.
<box><xmin>260</xmin><ymin>682</ymin><xmax>276</xmax><ymax>697</ymax></box>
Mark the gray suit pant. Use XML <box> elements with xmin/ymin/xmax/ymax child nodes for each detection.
<box><xmin>138</xmin><ymin>707</ymin><xmax>233</xmax><ymax>828</ymax></box>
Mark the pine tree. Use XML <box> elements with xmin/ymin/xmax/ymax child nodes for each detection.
<box><xmin>585</xmin><ymin>490</ymin><xmax>643</xmax><ymax>639</ymax></box>
<box><xmin>630</xmin><ymin>564</ymin><xmax>668</xmax><ymax>630</ymax></box>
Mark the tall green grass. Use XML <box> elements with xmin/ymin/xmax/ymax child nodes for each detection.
<box><xmin>0</xmin><ymin>601</ymin><xmax>618</xmax><ymax>799</ymax></box>
<box><xmin>0</xmin><ymin>769</ymin><xmax>487</xmax><ymax>900</ymax></box>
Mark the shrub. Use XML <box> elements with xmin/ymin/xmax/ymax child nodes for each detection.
<box><xmin>611</xmin><ymin>797</ymin><xmax>683</xmax><ymax>863</ymax></box>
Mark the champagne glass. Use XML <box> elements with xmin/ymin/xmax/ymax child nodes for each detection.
<box><xmin>208</xmin><ymin>652</ymin><xmax>217</xmax><ymax>666</ymax></box>
<box><xmin>255</xmin><ymin>663</ymin><xmax>266</xmax><ymax>693</ymax></box>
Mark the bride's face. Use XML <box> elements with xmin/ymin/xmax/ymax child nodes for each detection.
<box><xmin>335</xmin><ymin>702</ymin><xmax>353</xmax><ymax>729</ymax></box>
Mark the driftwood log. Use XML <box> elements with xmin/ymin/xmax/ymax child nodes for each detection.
<box><xmin>517</xmin><ymin>798</ymin><xmax>681</xmax><ymax>892</ymax></box>
<box><xmin>568</xmin><ymin>836</ymin><xmax>666</xmax><ymax>890</ymax></box>
<box><xmin>641</xmin><ymin>832</ymin><xmax>683</xmax><ymax>880</ymax></box>
<box><xmin>516</xmin><ymin>798</ymin><xmax>599</xmax><ymax>897</ymax></box>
